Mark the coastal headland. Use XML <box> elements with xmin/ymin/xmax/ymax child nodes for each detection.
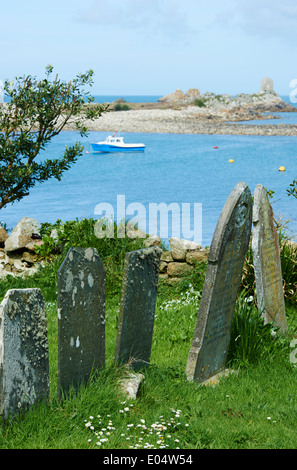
<box><xmin>74</xmin><ymin>87</ymin><xmax>297</xmax><ymax>136</ymax></box>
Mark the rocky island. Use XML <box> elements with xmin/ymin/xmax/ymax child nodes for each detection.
<box><xmin>77</xmin><ymin>78</ymin><xmax>297</xmax><ymax>136</ymax></box>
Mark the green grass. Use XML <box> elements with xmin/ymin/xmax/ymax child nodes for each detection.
<box><xmin>1</xmin><ymin>284</ymin><xmax>297</xmax><ymax>449</ymax></box>
<box><xmin>0</xmin><ymin>218</ymin><xmax>297</xmax><ymax>449</ymax></box>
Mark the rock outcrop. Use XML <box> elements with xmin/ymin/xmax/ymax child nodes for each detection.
<box><xmin>0</xmin><ymin>218</ymin><xmax>44</xmax><ymax>278</ymax></box>
<box><xmin>158</xmin><ymin>88</ymin><xmax>296</xmax><ymax>115</ymax></box>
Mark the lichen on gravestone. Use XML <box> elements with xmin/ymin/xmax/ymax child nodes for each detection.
<box><xmin>186</xmin><ymin>182</ymin><xmax>252</xmax><ymax>383</ymax></box>
<box><xmin>114</xmin><ymin>246</ymin><xmax>162</xmax><ymax>371</ymax></box>
<box><xmin>252</xmin><ymin>184</ymin><xmax>287</xmax><ymax>334</ymax></box>
<box><xmin>57</xmin><ymin>247</ymin><xmax>106</xmax><ymax>400</ymax></box>
<box><xmin>0</xmin><ymin>288</ymin><xmax>49</xmax><ymax>421</ymax></box>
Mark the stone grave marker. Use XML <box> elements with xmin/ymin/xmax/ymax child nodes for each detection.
<box><xmin>186</xmin><ymin>182</ymin><xmax>252</xmax><ymax>383</ymax></box>
<box><xmin>252</xmin><ymin>184</ymin><xmax>287</xmax><ymax>334</ymax></box>
<box><xmin>114</xmin><ymin>246</ymin><xmax>162</xmax><ymax>371</ymax></box>
<box><xmin>0</xmin><ymin>288</ymin><xmax>49</xmax><ymax>421</ymax></box>
<box><xmin>57</xmin><ymin>247</ymin><xmax>106</xmax><ymax>399</ymax></box>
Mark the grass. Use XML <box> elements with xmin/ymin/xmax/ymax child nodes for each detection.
<box><xmin>0</xmin><ymin>218</ymin><xmax>296</xmax><ymax>449</ymax></box>
<box><xmin>0</xmin><ymin>285</ymin><xmax>297</xmax><ymax>449</ymax></box>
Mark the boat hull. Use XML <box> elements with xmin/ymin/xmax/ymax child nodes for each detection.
<box><xmin>91</xmin><ymin>143</ymin><xmax>145</xmax><ymax>153</ymax></box>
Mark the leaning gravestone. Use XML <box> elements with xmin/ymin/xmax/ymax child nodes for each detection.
<box><xmin>0</xmin><ymin>289</ymin><xmax>49</xmax><ymax>421</ymax></box>
<box><xmin>252</xmin><ymin>184</ymin><xmax>287</xmax><ymax>334</ymax></box>
<box><xmin>186</xmin><ymin>182</ymin><xmax>252</xmax><ymax>383</ymax></box>
<box><xmin>114</xmin><ymin>246</ymin><xmax>162</xmax><ymax>371</ymax></box>
<box><xmin>57</xmin><ymin>247</ymin><xmax>106</xmax><ymax>399</ymax></box>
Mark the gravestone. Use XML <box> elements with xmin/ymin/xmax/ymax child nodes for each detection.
<box><xmin>0</xmin><ymin>289</ymin><xmax>49</xmax><ymax>421</ymax></box>
<box><xmin>252</xmin><ymin>184</ymin><xmax>287</xmax><ymax>334</ymax></box>
<box><xmin>57</xmin><ymin>247</ymin><xmax>106</xmax><ymax>399</ymax></box>
<box><xmin>114</xmin><ymin>246</ymin><xmax>162</xmax><ymax>371</ymax></box>
<box><xmin>186</xmin><ymin>182</ymin><xmax>252</xmax><ymax>383</ymax></box>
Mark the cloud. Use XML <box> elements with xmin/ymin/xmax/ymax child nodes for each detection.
<box><xmin>75</xmin><ymin>0</ymin><xmax>194</xmax><ymax>43</ymax></box>
<box><xmin>215</xmin><ymin>0</ymin><xmax>297</xmax><ymax>41</ymax></box>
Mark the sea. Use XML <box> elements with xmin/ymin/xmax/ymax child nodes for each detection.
<box><xmin>1</xmin><ymin>95</ymin><xmax>297</xmax><ymax>247</ymax></box>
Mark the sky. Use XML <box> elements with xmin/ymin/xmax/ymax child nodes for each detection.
<box><xmin>1</xmin><ymin>0</ymin><xmax>297</xmax><ymax>96</ymax></box>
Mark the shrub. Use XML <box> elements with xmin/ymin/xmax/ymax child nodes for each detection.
<box><xmin>113</xmin><ymin>103</ymin><xmax>130</xmax><ymax>111</ymax></box>
<box><xmin>194</xmin><ymin>98</ymin><xmax>206</xmax><ymax>108</ymax></box>
<box><xmin>227</xmin><ymin>292</ymin><xmax>289</xmax><ymax>368</ymax></box>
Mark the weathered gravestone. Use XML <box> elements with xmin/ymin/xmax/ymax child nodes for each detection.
<box><xmin>186</xmin><ymin>182</ymin><xmax>252</xmax><ymax>383</ymax></box>
<box><xmin>57</xmin><ymin>247</ymin><xmax>106</xmax><ymax>399</ymax></box>
<box><xmin>252</xmin><ymin>184</ymin><xmax>287</xmax><ymax>334</ymax></box>
<box><xmin>0</xmin><ymin>289</ymin><xmax>49</xmax><ymax>421</ymax></box>
<box><xmin>114</xmin><ymin>246</ymin><xmax>162</xmax><ymax>371</ymax></box>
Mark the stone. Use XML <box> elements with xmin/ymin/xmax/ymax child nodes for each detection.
<box><xmin>126</xmin><ymin>227</ymin><xmax>147</xmax><ymax>239</ymax></box>
<box><xmin>0</xmin><ymin>288</ymin><xmax>50</xmax><ymax>421</ymax></box>
<box><xmin>4</xmin><ymin>217</ymin><xmax>40</xmax><ymax>253</ymax></box>
<box><xmin>261</xmin><ymin>77</ymin><xmax>274</xmax><ymax>92</ymax></box>
<box><xmin>57</xmin><ymin>247</ymin><xmax>106</xmax><ymax>399</ymax></box>
<box><xmin>160</xmin><ymin>251</ymin><xmax>173</xmax><ymax>262</ymax></box>
<box><xmin>118</xmin><ymin>370</ymin><xmax>145</xmax><ymax>400</ymax></box>
<box><xmin>159</xmin><ymin>261</ymin><xmax>168</xmax><ymax>273</ymax></box>
<box><xmin>167</xmin><ymin>262</ymin><xmax>193</xmax><ymax>277</ymax></box>
<box><xmin>0</xmin><ymin>225</ymin><xmax>8</xmax><ymax>245</ymax></box>
<box><xmin>143</xmin><ymin>235</ymin><xmax>161</xmax><ymax>248</ymax></box>
<box><xmin>169</xmin><ymin>237</ymin><xmax>202</xmax><ymax>261</ymax></box>
<box><xmin>21</xmin><ymin>251</ymin><xmax>36</xmax><ymax>264</ymax></box>
<box><xmin>114</xmin><ymin>246</ymin><xmax>162</xmax><ymax>371</ymax></box>
<box><xmin>186</xmin><ymin>182</ymin><xmax>252</xmax><ymax>383</ymax></box>
<box><xmin>252</xmin><ymin>185</ymin><xmax>287</xmax><ymax>334</ymax></box>
<box><xmin>13</xmin><ymin>259</ymin><xmax>26</xmax><ymax>271</ymax></box>
<box><xmin>24</xmin><ymin>239</ymin><xmax>44</xmax><ymax>252</ymax></box>
<box><xmin>186</xmin><ymin>250</ymin><xmax>209</xmax><ymax>264</ymax></box>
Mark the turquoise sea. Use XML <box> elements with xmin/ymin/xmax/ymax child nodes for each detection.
<box><xmin>1</xmin><ymin>95</ymin><xmax>297</xmax><ymax>247</ymax></box>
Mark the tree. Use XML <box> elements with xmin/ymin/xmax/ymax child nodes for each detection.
<box><xmin>0</xmin><ymin>65</ymin><xmax>108</xmax><ymax>210</ymax></box>
<box><xmin>287</xmin><ymin>180</ymin><xmax>297</xmax><ymax>199</ymax></box>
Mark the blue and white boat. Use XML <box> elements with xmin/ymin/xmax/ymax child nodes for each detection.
<box><xmin>90</xmin><ymin>133</ymin><xmax>145</xmax><ymax>153</ymax></box>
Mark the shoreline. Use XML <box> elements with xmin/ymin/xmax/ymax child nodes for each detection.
<box><xmin>70</xmin><ymin>105</ymin><xmax>297</xmax><ymax>136</ymax></box>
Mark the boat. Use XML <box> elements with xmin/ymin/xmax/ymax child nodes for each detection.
<box><xmin>90</xmin><ymin>132</ymin><xmax>145</xmax><ymax>153</ymax></box>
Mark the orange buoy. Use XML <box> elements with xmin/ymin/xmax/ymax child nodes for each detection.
<box><xmin>214</xmin><ymin>146</ymin><xmax>219</xmax><ymax>149</ymax></box>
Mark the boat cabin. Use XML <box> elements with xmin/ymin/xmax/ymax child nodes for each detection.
<box><xmin>106</xmin><ymin>136</ymin><xmax>124</xmax><ymax>144</ymax></box>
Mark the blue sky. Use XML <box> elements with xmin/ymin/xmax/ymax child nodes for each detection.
<box><xmin>1</xmin><ymin>0</ymin><xmax>297</xmax><ymax>96</ymax></box>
